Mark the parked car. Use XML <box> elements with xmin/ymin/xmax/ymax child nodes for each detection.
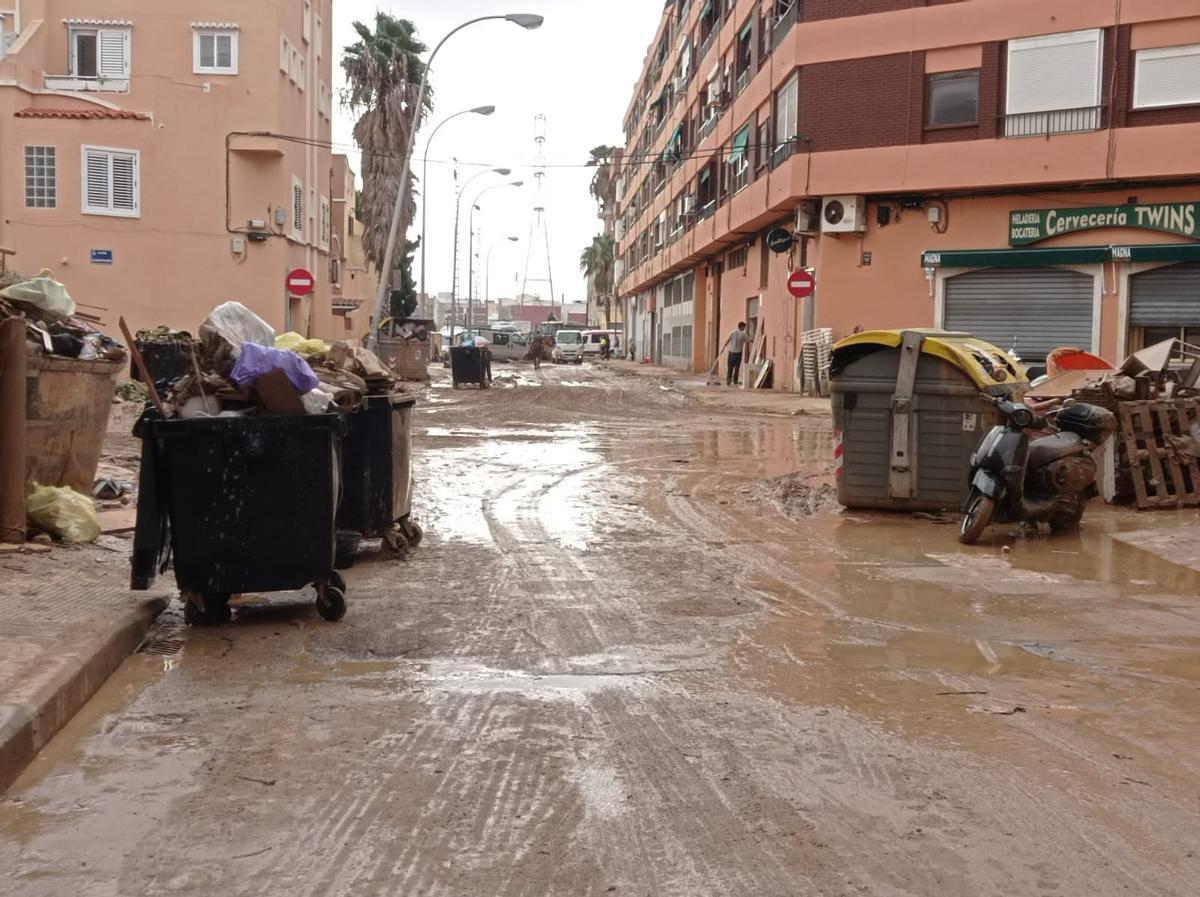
<box><xmin>553</xmin><ymin>329</ymin><xmax>585</xmax><ymax>364</ymax></box>
<box><xmin>482</xmin><ymin>328</ymin><xmax>530</xmax><ymax>362</ymax></box>
<box><xmin>582</xmin><ymin>330</ymin><xmax>621</xmax><ymax>359</ymax></box>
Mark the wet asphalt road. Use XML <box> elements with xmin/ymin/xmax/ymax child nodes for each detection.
<box><xmin>2</xmin><ymin>364</ymin><xmax>1199</xmax><ymax>896</ymax></box>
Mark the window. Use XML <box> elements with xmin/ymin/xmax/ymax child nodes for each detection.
<box><xmin>1134</xmin><ymin>44</ymin><xmax>1200</xmax><ymax>109</ymax></box>
<box><xmin>728</xmin><ymin>122</ymin><xmax>752</xmax><ymax>193</ymax></box>
<box><xmin>756</xmin><ymin>118</ymin><xmax>771</xmax><ymax>169</ymax></box>
<box><xmin>279</xmin><ymin>34</ymin><xmax>291</xmax><ymax>73</ymax></box>
<box><xmin>82</xmin><ymin>146</ymin><xmax>139</xmax><ymax>217</ymax></box>
<box><xmin>927</xmin><ymin>70</ymin><xmax>980</xmax><ymax>127</ymax></box>
<box><xmin>289</xmin><ymin>47</ymin><xmax>299</xmax><ymax>83</ymax></box>
<box><xmin>24</xmin><ymin>146</ymin><xmax>57</xmax><ymax>209</ymax></box>
<box><xmin>291</xmin><ymin>177</ymin><xmax>304</xmax><ymax>239</ymax></box>
<box><xmin>320</xmin><ymin>196</ymin><xmax>331</xmax><ymax>249</ymax></box>
<box><xmin>773</xmin><ymin>71</ymin><xmax>799</xmax><ymax>165</ymax></box>
<box><xmin>1006</xmin><ymin>29</ymin><xmax>1103</xmax><ymax>136</ymax></box>
<box><xmin>297</xmin><ymin>55</ymin><xmax>306</xmax><ymax>91</ymax></box>
<box><xmin>303</xmin><ymin>0</ymin><xmax>312</xmax><ymax>44</ymax></box>
<box><xmin>69</xmin><ymin>25</ymin><xmax>129</xmax><ymax>81</ymax></box>
<box><xmin>194</xmin><ymin>28</ymin><xmax>238</xmax><ymax>75</ymax></box>
<box><xmin>727</xmin><ymin>246</ymin><xmax>748</xmax><ymax>268</ymax></box>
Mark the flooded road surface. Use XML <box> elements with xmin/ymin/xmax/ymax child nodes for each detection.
<box><xmin>3</xmin><ymin>364</ymin><xmax>1199</xmax><ymax>896</ymax></box>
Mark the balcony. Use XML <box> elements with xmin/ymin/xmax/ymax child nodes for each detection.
<box><xmin>1002</xmin><ymin>106</ymin><xmax>1103</xmax><ymax>138</ymax></box>
<box><xmin>698</xmin><ymin>113</ymin><xmax>719</xmax><ymax>141</ymax></box>
<box><xmin>730</xmin><ymin>164</ymin><xmax>749</xmax><ymax>195</ymax></box>
<box><xmin>735</xmin><ymin>68</ymin><xmax>751</xmax><ymax>97</ymax></box>
<box><xmin>771</xmin><ymin>137</ymin><xmax>799</xmax><ymax>170</ymax></box>
<box><xmin>44</xmin><ymin>74</ymin><xmax>129</xmax><ymax>93</ymax></box>
<box><xmin>697</xmin><ymin>29</ymin><xmax>717</xmax><ymax>68</ymax></box>
<box><xmin>771</xmin><ymin>2</ymin><xmax>800</xmax><ymax>47</ymax></box>
<box><xmin>698</xmin><ymin>200</ymin><xmax>716</xmax><ymax>222</ymax></box>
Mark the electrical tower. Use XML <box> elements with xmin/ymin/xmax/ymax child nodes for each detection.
<box><xmin>520</xmin><ymin>114</ymin><xmax>556</xmax><ymax>308</ymax></box>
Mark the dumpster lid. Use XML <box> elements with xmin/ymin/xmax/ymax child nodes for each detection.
<box><xmin>832</xmin><ymin>329</ymin><xmax>1028</xmax><ymax>389</ymax></box>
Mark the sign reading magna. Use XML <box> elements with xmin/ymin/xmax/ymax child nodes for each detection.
<box><xmin>1009</xmin><ymin>202</ymin><xmax>1200</xmax><ymax>246</ymax></box>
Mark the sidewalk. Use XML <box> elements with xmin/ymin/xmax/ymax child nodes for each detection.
<box><xmin>609</xmin><ymin>359</ymin><xmax>832</xmax><ymax>417</ymax></box>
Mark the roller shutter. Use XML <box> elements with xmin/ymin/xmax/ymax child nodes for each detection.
<box><xmin>944</xmin><ymin>267</ymin><xmax>1094</xmax><ymax>361</ymax></box>
<box><xmin>1129</xmin><ymin>262</ymin><xmax>1200</xmax><ymax>327</ymax></box>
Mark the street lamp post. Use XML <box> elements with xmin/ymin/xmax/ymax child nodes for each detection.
<box><xmin>487</xmin><ymin>236</ymin><xmax>520</xmax><ymax>310</ymax></box>
<box><xmin>468</xmin><ymin>181</ymin><xmax>523</xmax><ymax>336</ymax></box>
<box><xmin>419</xmin><ymin>105</ymin><xmax>496</xmax><ymax>304</ymax></box>
<box><xmin>366</xmin><ymin>12</ymin><xmax>545</xmax><ymax>354</ymax></box>
<box><xmin>449</xmin><ymin>167</ymin><xmax>510</xmax><ymax>348</ymax></box>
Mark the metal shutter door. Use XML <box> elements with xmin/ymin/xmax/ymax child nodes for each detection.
<box><xmin>944</xmin><ymin>267</ymin><xmax>1094</xmax><ymax>362</ymax></box>
<box><xmin>1130</xmin><ymin>262</ymin><xmax>1200</xmax><ymax>327</ymax></box>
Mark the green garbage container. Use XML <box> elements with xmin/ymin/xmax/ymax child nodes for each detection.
<box><xmin>831</xmin><ymin>329</ymin><xmax>1028</xmax><ymax>511</ymax></box>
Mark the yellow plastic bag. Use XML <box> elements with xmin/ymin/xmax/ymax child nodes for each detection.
<box><xmin>275</xmin><ymin>332</ymin><xmax>330</xmax><ymax>355</ymax></box>
<box><xmin>26</xmin><ymin>484</ymin><xmax>101</xmax><ymax>543</ymax></box>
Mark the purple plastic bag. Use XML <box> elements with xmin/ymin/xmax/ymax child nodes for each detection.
<box><xmin>230</xmin><ymin>343</ymin><xmax>319</xmax><ymax>394</ymax></box>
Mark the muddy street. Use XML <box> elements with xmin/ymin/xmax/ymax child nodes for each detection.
<box><xmin>2</xmin><ymin>364</ymin><xmax>1199</xmax><ymax>897</ymax></box>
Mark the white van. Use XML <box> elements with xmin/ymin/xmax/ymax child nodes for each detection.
<box><xmin>582</xmin><ymin>330</ymin><xmax>621</xmax><ymax>358</ymax></box>
<box><xmin>553</xmin><ymin>329</ymin><xmax>584</xmax><ymax>364</ymax></box>
<box><xmin>481</xmin><ymin>328</ymin><xmax>529</xmax><ymax>363</ymax></box>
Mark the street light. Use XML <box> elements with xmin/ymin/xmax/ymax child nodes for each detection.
<box><xmin>468</xmin><ymin>182</ymin><xmax>523</xmax><ymax>330</ymax></box>
<box><xmin>487</xmin><ymin>237</ymin><xmax>520</xmax><ymax>309</ymax></box>
<box><xmin>449</xmin><ymin>167</ymin><xmax>510</xmax><ymax>346</ymax></box>
<box><xmin>366</xmin><ymin>13</ymin><xmax>545</xmax><ymax>353</ymax></box>
<box><xmin>419</xmin><ymin>105</ymin><xmax>496</xmax><ymax>302</ymax></box>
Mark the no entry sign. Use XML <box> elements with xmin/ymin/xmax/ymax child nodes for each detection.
<box><xmin>286</xmin><ymin>268</ymin><xmax>315</xmax><ymax>297</ymax></box>
<box><xmin>787</xmin><ymin>269</ymin><xmax>815</xmax><ymax>299</ymax></box>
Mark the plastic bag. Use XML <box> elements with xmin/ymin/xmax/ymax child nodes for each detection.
<box><xmin>199</xmin><ymin>301</ymin><xmax>274</xmax><ymax>361</ymax></box>
<box><xmin>26</xmin><ymin>484</ymin><xmax>101</xmax><ymax>543</ymax></box>
<box><xmin>0</xmin><ymin>269</ymin><xmax>75</xmax><ymax>319</ymax></box>
<box><xmin>275</xmin><ymin>332</ymin><xmax>330</xmax><ymax>356</ymax></box>
<box><xmin>301</xmin><ymin>388</ymin><xmax>334</xmax><ymax>414</ymax></box>
<box><xmin>231</xmin><ymin>342</ymin><xmax>319</xmax><ymax>393</ymax></box>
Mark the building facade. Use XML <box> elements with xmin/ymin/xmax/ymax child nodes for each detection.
<box><xmin>330</xmin><ymin>154</ymin><xmax>375</xmax><ymax>339</ymax></box>
<box><xmin>616</xmin><ymin>0</ymin><xmax>1200</xmax><ymax>385</ymax></box>
<box><xmin>0</xmin><ymin>0</ymin><xmax>334</xmax><ymax>340</ymax></box>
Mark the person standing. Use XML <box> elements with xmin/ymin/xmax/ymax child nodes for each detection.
<box><xmin>530</xmin><ymin>331</ymin><xmax>545</xmax><ymax>371</ymax></box>
<box><xmin>726</xmin><ymin>322</ymin><xmax>749</xmax><ymax>386</ymax></box>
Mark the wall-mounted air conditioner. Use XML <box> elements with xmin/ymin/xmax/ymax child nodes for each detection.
<box><xmin>820</xmin><ymin>196</ymin><xmax>866</xmax><ymax>234</ymax></box>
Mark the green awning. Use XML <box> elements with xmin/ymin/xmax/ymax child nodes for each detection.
<box><xmin>1111</xmin><ymin>243</ymin><xmax>1200</xmax><ymax>263</ymax></box>
<box><xmin>921</xmin><ymin>246</ymin><xmax>1110</xmax><ymax>268</ymax></box>
<box><xmin>728</xmin><ymin>125</ymin><xmax>751</xmax><ymax>163</ymax></box>
<box><xmin>699</xmin><ymin>168</ymin><xmax>711</xmax><ymax>184</ymax></box>
<box><xmin>739</xmin><ymin>22</ymin><xmax>753</xmax><ymax>41</ymax></box>
<box><xmin>700</xmin><ymin>0</ymin><xmax>713</xmax><ymax>17</ymax></box>
<box><xmin>662</xmin><ymin>124</ymin><xmax>684</xmax><ymax>161</ymax></box>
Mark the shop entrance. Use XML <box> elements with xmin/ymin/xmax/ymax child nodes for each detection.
<box><xmin>1129</xmin><ymin>262</ymin><xmax>1200</xmax><ymax>356</ymax></box>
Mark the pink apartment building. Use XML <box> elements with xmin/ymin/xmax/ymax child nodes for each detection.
<box><xmin>617</xmin><ymin>0</ymin><xmax>1200</xmax><ymax>385</ymax></box>
<box><xmin>0</xmin><ymin>0</ymin><xmax>336</xmax><ymax>339</ymax></box>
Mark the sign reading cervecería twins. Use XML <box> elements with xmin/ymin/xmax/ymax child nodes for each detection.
<box><xmin>1009</xmin><ymin>202</ymin><xmax>1200</xmax><ymax>246</ymax></box>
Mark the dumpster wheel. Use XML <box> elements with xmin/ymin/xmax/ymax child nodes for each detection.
<box><xmin>316</xmin><ymin>573</ymin><xmax>347</xmax><ymax>622</ymax></box>
<box><xmin>399</xmin><ymin>518</ymin><xmax>424</xmax><ymax>549</ymax></box>
<box><xmin>183</xmin><ymin>591</ymin><xmax>232</xmax><ymax>626</ymax></box>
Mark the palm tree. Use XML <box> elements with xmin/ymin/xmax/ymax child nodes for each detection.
<box><xmin>586</xmin><ymin>145</ymin><xmax>618</xmax><ymax>217</ymax></box>
<box><xmin>341</xmin><ymin>14</ymin><xmax>433</xmax><ymax>275</ymax></box>
<box><xmin>580</xmin><ymin>233</ymin><xmax>615</xmax><ymax>326</ymax></box>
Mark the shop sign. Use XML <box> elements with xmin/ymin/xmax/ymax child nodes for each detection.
<box><xmin>1010</xmin><ymin>202</ymin><xmax>1200</xmax><ymax>246</ymax></box>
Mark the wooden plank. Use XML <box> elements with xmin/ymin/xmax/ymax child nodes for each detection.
<box><xmin>1139</xmin><ymin>404</ymin><xmax>1171</xmax><ymax>507</ymax></box>
<box><xmin>97</xmin><ymin>508</ymin><xmax>137</xmax><ymax>534</ymax></box>
<box><xmin>1181</xmin><ymin>403</ymin><xmax>1200</xmax><ymax>494</ymax></box>
<box><xmin>1155</xmin><ymin>403</ymin><xmax>1188</xmax><ymax>505</ymax></box>
<box><xmin>1119</xmin><ymin>404</ymin><xmax>1153</xmax><ymax>510</ymax></box>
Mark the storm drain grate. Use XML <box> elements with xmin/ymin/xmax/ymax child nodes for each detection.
<box><xmin>137</xmin><ymin>629</ymin><xmax>187</xmax><ymax>657</ymax></box>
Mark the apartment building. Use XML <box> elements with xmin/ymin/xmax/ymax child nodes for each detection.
<box><xmin>0</xmin><ymin>0</ymin><xmax>335</xmax><ymax>339</ymax></box>
<box><xmin>330</xmin><ymin>154</ymin><xmax>375</xmax><ymax>339</ymax></box>
<box><xmin>616</xmin><ymin>0</ymin><xmax>1200</xmax><ymax>385</ymax></box>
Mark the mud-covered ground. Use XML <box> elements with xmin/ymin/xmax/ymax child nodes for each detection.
<box><xmin>2</xmin><ymin>363</ymin><xmax>1198</xmax><ymax>896</ymax></box>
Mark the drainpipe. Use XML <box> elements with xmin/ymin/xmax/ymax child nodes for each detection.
<box><xmin>0</xmin><ymin>317</ymin><xmax>27</xmax><ymax>544</ymax></box>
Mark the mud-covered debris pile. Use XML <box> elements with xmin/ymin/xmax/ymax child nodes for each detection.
<box><xmin>758</xmin><ymin>475</ymin><xmax>838</xmax><ymax>520</ymax></box>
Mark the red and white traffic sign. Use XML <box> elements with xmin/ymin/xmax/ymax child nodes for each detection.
<box><xmin>787</xmin><ymin>269</ymin><xmax>815</xmax><ymax>299</ymax></box>
<box><xmin>286</xmin><ymin>268</ymin><xmax>315</xmax><ymax>297</ymax></box>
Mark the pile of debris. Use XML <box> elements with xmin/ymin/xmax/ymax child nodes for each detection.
<box><xmin>148</xmin><ymin>301</ymin><xmax>404</xmax><ymax>420</ymax></box>
<box><xmin>1</xmin><ymin>269</ymin><xmax>126</xmax><ymax>363</ymax></box>
<box><xmin>1028</xmin><ymin>339</ymin><xmax>1200</xmax><ymax>509</ymax></box>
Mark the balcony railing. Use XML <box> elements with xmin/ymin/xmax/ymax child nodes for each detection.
<box><xmin>1002</xmin><ymin>106</ymin><xmax>1103</xmax><ymax>138</ymax></box>
<box><xmin>735</xmin><ymin>68</ymin><xmax>752</xmax><ymax>96</ymax></box>
<box><xmin>698</xmin><ymin>113</ymin><xmax>719</xmax><ymax>141</ymax></box>
<box><xmin>771</xmin><ymin>137</ymin><xmax>799</xmax><ymax>170</ymax></box>
<box><xmin>730</xmin><ymin>164</ymin><xmax>749</xmax><ymax>195</ymax></box>
<box><xmin>772</xmin><ymin>2</ymin><xmax>800</xmax><ymax>47</ymax></box>
<box><xmin>698</xmin><ymin>200</ymin><xmax>716</xmax><ymax>222</ymax></box>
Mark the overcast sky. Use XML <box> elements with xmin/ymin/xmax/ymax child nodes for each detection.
<box><xmin>332</xmin><ymin>1</ymin><xmax>663</xmax><ymax>304</ymax></box>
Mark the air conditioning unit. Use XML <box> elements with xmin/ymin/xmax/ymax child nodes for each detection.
<box><xmin>821</xmin><ymin>196</ymin><xmax>867</xmax><ymax>234</ymax></box>
<box><xmin>684</xmin><ymin>195</ymin><xmax>696</xmax><ymax>213</ymax></box>
<box><xmin>795</xmin><ymin>200</ymin><xmax>820</xmax><ymax>235</ymax></box>
<box><xmin>672</xmin><ymin>77</ymin><xmax>686</xmax><ymax>95</ymax></box>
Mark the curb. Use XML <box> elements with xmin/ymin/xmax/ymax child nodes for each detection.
<box><xmin>0</xmin><ymin>596</ymin><xmax>167</xmax><ymax>793</ymax></box>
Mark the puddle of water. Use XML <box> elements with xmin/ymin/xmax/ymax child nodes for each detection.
<box><xmin>414</xmin><ymin>660</ymin><xmax>639</xmax><ymax>702</ymax></box>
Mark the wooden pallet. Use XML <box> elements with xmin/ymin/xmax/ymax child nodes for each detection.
<box><xmin>1118</xmin><ymin>399</ymin><xmax>1200</xmax><ymax>509</ymax></box>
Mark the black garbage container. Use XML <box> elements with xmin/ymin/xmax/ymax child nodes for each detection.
<box><xmin>130</xmin><ymin>412</ymin><xmax>347</xmax><ymax>624</ymax></box>
<box><xmin>336</xmin><ymin>394</ymin><xmax>422</xmax><ymax>563</ymax></box>
<box><xmin>450</xmin><ymin>345</ymin><xmax>492</xmax><ymax>388</ymax></box>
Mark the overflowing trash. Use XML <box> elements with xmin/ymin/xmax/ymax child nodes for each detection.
<box><xmin>1</xmin><ymin>269</ymin><xmax>127</xmax><ymax>363</ymax></box>
<box><xmin>151</xmin><ymin>301</ymin><xmax>404</xmax><ymax>420</ymax></box>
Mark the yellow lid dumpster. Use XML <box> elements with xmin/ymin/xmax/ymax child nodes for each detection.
<box><xmin>830</xmin><ymin>330</ymin><xmax>1028</xmax><ymax>511</ymax></box>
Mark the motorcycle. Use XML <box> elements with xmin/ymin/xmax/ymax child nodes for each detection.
<box><xmin>959</xmin><ymin>397</ymin><xmax>1117</xmax><ymax>545</ymax></box>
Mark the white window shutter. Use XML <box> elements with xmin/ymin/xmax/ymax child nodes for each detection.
<box><xmin>1007</xmin><ymin>29</ymin><xmax>1102</xmax><ymax>114</ymax></box>
<box><xmin>85</xmin><ymin>150</ymin><xmax>110</xmax><ymax>210</ymax></box>
<box><xmin>1135</xmin><ymin>45</ymin><xmax>1200</xmax><ymax>109</ymax></box>
<box><xmin>320</xmin><ymin>198</ymin><xmax>330</xmax><ymax>247</ymax></box>
<box><xmin>279</xmin><ymin>35</ymin><xmax>290</xmax><ymax>73</ymax></box>
<box><xmin>292</xmin><ymin>181</ymin><xmax>304</xmax><ymax>236</ymax></box>
<box><xmin>98</xmin><ymin>29</ymin><xmax>128</xmax><ymax>78</ymax></box>
<box><xmin>111</xmin><ymin>153</ymin><xmax>137</xmax><ymax>212</ymax></box>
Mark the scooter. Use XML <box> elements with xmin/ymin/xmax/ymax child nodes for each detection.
<box><xmin>959</xmin><ymin>398</ymin><xmax>1117</xmax><ymax>545</ymax></box>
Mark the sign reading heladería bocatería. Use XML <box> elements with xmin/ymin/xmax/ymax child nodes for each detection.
<box><xmin>1010</xmin><ymin>202</ymin><xmax>1200</xmax><ymax>246</ymax></box>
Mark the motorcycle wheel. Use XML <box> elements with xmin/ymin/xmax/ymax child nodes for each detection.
<box><xmin>959</xmin><ymin>490</ymin><xmax>995</xmax><ymax>545</ymax></box>
<box><xmin>1048</xmin><ymin>501</ymin><xmax>1086</xmax><ymax>533</ymax></box>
